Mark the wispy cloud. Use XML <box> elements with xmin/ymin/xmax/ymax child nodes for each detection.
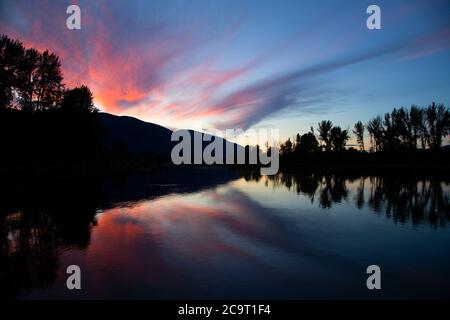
<box><xmin>1</xmin><ymin>0</ymin><xmax>449</xmax><ymax>132</ymax></box>
<box><xmin>207</xmin><ymin>24</ymin><xmax>450</xmax><ymax>129</ymax></box>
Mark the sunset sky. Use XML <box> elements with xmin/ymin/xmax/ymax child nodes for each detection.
<box><xmin>1</xmin><ymin>0</ymin><xmax>449</xmax><ymax>141</ymax></box>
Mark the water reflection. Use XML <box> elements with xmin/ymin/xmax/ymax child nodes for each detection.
<box><xmin>0</xmin><ymin>180</ymin><xmax>99</xmax><ymax>299</ymax></box>
<box><xmin>1</xmin><ymin>170</ymin><xmax>450</xmax><ymax>299</ymax></box>
<box><xmin>243</xmin><ymin>172</ymin><xmax>450</xmax><ymax>227</ymax></box>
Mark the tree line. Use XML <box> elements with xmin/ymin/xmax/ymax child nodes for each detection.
<box><xmin>0</xmin><ymin>34</ymin><xmax>102</xmax><ymax>171</ymax></box>
<box><xmin>1</xmin><ymin>34</ymin><xmax>97</xmax><ymax>113</ymax></box>
<box><xmin>279</xmin><ymin>103</ymin><xmax>450</xmax><ymax>162</ymax></box>
<box><xmin>366</xmin><ymin>104</ymin><xmax>450</xmax><ymax>152</ymax></box>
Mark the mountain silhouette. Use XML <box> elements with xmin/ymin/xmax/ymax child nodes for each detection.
<box><xmin>98</xmin><ymin>112</ymin><xmax>173</xmax><ymax>158</ymax></box>
<box><xmin>98</xmin><ymin>112</ymin><xmax>247</xmax><ymax>163</ymax></box>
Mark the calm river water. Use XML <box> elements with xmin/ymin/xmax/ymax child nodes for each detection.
<box><xmin>2</xmin><ymin>169</ymin><xmax>450</xmax><ymax>299</ymax></box>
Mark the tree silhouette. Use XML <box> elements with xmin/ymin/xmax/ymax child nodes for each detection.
<box><xmin>382</xmin><ymin>111</ymin><xmax>399</xmax><ymax>151</ymax></box>
<box><xmin>391</xmin><ymin>107</ymin><xmax>413</xmax><ymax>148</ymax></box>
<box><xmin>16</xmin><ymin>47</ymin><xmax>40</xmax><ymax>111</ymax></box>
<box><xmin>294</xmin><ymin>133</ymin><xmax>301</xmax><ymax>153</ymax></box>
<box><xmin>366</xmin><ymin>116</ymin><xmax>383</xmax><ymax>152</ymax></box>
<box><xmin>317</xmin><ymin>120</ymin><xmax>333</xmax><ymax>152</ymax></box>
<box><xmin>0</xmin><ymin>35</ymin><xmax>24</xmax><ymax>108</ymax></box>
<box><xmin>330</xmin><ymin>126</ymin><xmax>349</xmax><ymax>152</ymax></box>
<box><xmin>0</xmin><ymin>34</ymin><xmax>103</xmax><ymax>171</ymax></box>
<box><xmin>280</xmin><ymin>138</ymin><xmax>293</xmax><ymax>156</ymax></box>
<box><xmin>33</xmin><ymin>50</ymin><xmax>64</xmax><ymax>111</ymax></box>
<box><xmin>61</xmin><ymin>85</ymin><xmax>97</xmax><ymax>113</ymax></box>
<box><xmin>0</xmin><ymin>35</ymin><xmax>64</xmax><ymax>111</ymax></box>
<box><xmin>297</xmin><ymin>132</ymin><xmax>319</xmax><ymax>154</ymax></box>
<box><xmin>366</xmin><ymin>104</ymin><xmax>449</xmax><ymax>152</ymax></box>
<box><xmin>409</xmin><ymin>105</ymin><xmax>426</xmax><ymax>149</ymax></box>
<box><xmin>353</xmin><ymin>121</ymin><xmax>365</xmax><ymax>151</ymax></box>
<box><xmin>424</xmin><ymin>102</ymin><xmax>450</xmax><ymax>149</ymax></box>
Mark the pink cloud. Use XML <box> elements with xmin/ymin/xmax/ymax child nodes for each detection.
<box><xmin>2</xmin><ymin>0</ymin><xmax>448</xmax><ymax>132</ymax></box>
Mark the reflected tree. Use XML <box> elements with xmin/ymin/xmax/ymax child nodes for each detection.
<box><xmin>0</xmin><ymin>178</ymin><xmax>100</xmax><ymax>299</ymax></box>
<box><xmin>246</xmin><ymin>172</ymin><xmax>450</xmax><ymax>227</ymax></box>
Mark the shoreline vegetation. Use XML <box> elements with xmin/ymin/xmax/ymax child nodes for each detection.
<box><xmin>1</xmin><ymin>34</ymin><xmax>450</xmax><ymax>178</ymax></box>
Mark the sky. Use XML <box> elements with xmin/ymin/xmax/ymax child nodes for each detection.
<box><xmin>1</xmin><ymin>0</ymin><xmax>449</xmax><ymax>143</ymax></box>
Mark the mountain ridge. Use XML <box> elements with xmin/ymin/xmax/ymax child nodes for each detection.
<box><xmin>97</xmin><ymin>112</ymin><xmax>247</xmax><ymax>162</ymax></box>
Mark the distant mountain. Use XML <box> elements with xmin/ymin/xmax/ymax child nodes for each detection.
<box><xmin>97</xmin><ymin>112</ymin><xmax>246</xmax><ymax>162</ymax></box>
<box><xmin>98</xmin><ymin>112</ymin><xmax>173</xmax><ymax>158</ymax></box>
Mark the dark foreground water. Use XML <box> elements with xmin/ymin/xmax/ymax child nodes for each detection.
<box><xmin>1</xmin><ymin>169</ymin><xmax>450</xmax><ymax>299</ymax></box>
